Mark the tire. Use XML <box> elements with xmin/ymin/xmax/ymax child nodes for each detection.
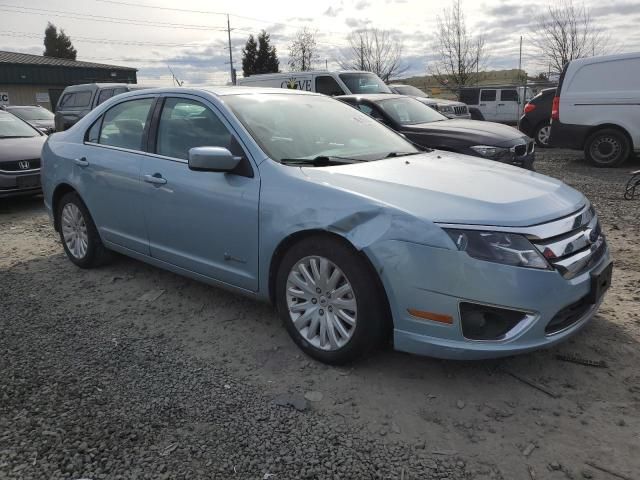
<box><xmin>534</xmin><ymin>123</ymin><xmax>551</xmax><ymax>148</ymax></box>
<box><xmin>469</xmin><ymin>108</ymin><xmax>484</xmax><ymax>121</ymax></box>
<box><xmin>56</xmin><ymin>192</ymin><xmax>111</xmax><ymax>268</ymax></box>
<box><xmin>584</xmin><ymin>128</ymin><xmax>631</xmax><ymax>167</ymax></box>
<box><xmin>275</xmin><ymin>236</ymin><xmax>388</xmax><ymax>365</ymax></box>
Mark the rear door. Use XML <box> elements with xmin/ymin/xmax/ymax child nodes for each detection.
<box><xmin>497</xmin><ymin>88</ymin><xmax>520</xmax><ymax>123</ymax></box>
<box><xmin>79</xmin><ymin>96</ymin><xmax>156</xmax><ymax>254</ymax></box>
<box><xmin>55</xmin><ymin>90</ymin><xmax>93</xmax><ymax>130</ymax></box>
<box><xmin>141</xmin><ymin>94</ymin><xmax>260</xmax><ymax>290</ymax></box>
<box><xmin>479</xmin><ymin>89</ymin><xmax>498</xmax><ymax>121</ymax></box>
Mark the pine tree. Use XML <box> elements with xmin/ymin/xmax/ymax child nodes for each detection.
<box><xmin>255</xmin><ymin>30</ymin><xmax>279</xmax><ymax>74</ymax></box>
<box><xmin>43</xmin><ymin>22</ymin><xmax>77</xmax><ymax>60</ymax></box>
<box><xmin>241</xmin><ymin>35</ymin><xmax>258</xmax><ymax>77</ymax></box>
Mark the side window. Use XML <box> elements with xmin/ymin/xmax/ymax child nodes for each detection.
<box><xmin>156</xmin><ymin>98</ymin><xmax>237</xmax><ymax>160</ymax></box>
<box><xmin>98</xmin><ymin>98</ymin><xmax>154</xmax><ymax>151</ymax></box>
<box><xmin>459</xmin><ymin>89</ymin><xmax>479</xmax><ymax>105</ymax></box>
<box><xmin>73</xmin><ymin>91</ymin><xmax>92</xmax><ymax>108</ymax></box>
<box><xmin>315</xmin><ymin>76</ymin><xmax>345</xmax><ymax>96</ymax></box>
<box><xmin>500</xmin><ymin>89</ymin><xmax>519</xmax><ymax>102</ymax></box>
<box><xmin>113</xmin><ymin>87</ymin><xmax>128</xmax><ymax>96</ymax></box>
<box><xmin>86</xmin><ymin>117</ymin><xmax>102</xmax><ymax>143</ymax></box>
<box><xmin>480</xmin><ymin>90</ymin><xmax>497</xmax><ymax>102</ymax></box>
<box><xmin>59</xmin><ymin>94</ymin><xmax>73</xmax><ymax>108</ymax></box>
<box><xmin>97</xmin><ymin>89</ymin><xmax>114</xmax><ymax>105</ymax></box>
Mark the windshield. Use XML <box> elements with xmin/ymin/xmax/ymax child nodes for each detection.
<box><xmin>0</xmin><ymin>112</ymin><xmax>39</xmax><ymax>138</ymax></box>
<box><xmin>377</xmin><ymin>97</ymin><xmax>447</xmax><ymax>125</ymax></box>
<box><xmin>339</xmin><ymin>73</ymin><xmax>391</xmax><ymax>94</ymax></box>
<box><xmin>8</xmin><ymin>107</ymin><xmax>54</xmax><ymax>121</ymax></box>
<box><xmin>224</xmin><ymin>94</ymin><xmax>418</xmax><ymax>163</ymax></box>
<box><xmin>392</xmin><ymin>85</ymin><xmax>429</xmax><ymax>98</ymax></box>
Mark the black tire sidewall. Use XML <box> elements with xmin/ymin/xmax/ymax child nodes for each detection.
<box><xmin>56</xmin><ymin>192</ymin><xmax>106</xmax><ymax>268</ymax></box>
<box><xmin>585</xmin><ymin>129</ymin><xmax>630</xmax><ymax>167</ymax></box>
<box><xmin>275</xmin><ymin>236</ymin><xmax>387</xmax><ymax>365</ymax></box>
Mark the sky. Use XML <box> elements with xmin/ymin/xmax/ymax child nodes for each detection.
<box><xmin>1</xmin><ymin>0</ymin><xmax>639</xmax><ymax>86</ymax></box>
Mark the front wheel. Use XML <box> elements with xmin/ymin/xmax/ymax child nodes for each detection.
<box><xmin>275</xmin><ymin>236</ymin><xmax>388</xmax><ymax>364</ymax></box>
<box><xmin>584</xmin><ymin>128</ymin><xmax>630</xmax><ymax>167</ymax></box>
<box><xmin>534</xmin><ymin>123</ymin><xmax>551</xmax><ymax>147</ymax></box>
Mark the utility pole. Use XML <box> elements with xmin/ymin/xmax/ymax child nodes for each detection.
<box><xmin>227</xmin><ymin>14</ymin><xmax>235</xmax><ymax>85</ymax></box>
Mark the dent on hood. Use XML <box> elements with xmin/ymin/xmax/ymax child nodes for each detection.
<box><xmin>321</xmin><ymin>207</ymin><xmax>452</xmax><ymax>250</ymax></box>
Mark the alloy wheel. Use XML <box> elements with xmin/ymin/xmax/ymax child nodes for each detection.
<box><xmin>286</xmin><ymin>256</ymin><xmax>357</xmax><ymax>351</ymax></box>
<box><xmin>61</xmin><ymin>203</ymin><xmax>89</xmax><ymax>259</ymax></box>
<box><xmin>537</xmin><ymin>125</ymin><xmax>551</xmax><ymax>146</ymax></box>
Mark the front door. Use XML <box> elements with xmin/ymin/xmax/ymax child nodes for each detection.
<box><xmin>141</xmin><ymin>96</ymin><xmax>260</xmax><ymax>291</ymax></box>
<box><xmin>80</xmin><ymin>96</ymin><xmax>156</xmax><ymax>254</ymax></box>
<box><xmin>479</xmin><ymin>89</ymin><xmax>498</xmax><ymax>121</ymax></box>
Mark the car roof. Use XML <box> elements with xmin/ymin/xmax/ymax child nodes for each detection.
<box><xmin>336</xmin><ymin>93</ymin><xmax>404</xmax><ymax>102</ymax></box>
<box><xmin>125</xmin><ymin>86</ymin><xmax>322</xmax><ymax>97</ymax></box>
<box><xmin>62</xmin><ymin>83</ymin><xmax>143</xmax><ymax>92</ymax></box>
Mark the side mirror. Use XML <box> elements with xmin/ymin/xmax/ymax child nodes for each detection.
<box><xmin>188</xmin><ymin>146</ymin><xmax>241</xmax><ymax>172</ymax></box>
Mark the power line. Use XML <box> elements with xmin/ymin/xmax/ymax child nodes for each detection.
<box><xmin>0</xmin><ymin>31</ymin><xmax>212</xmax><ymax>48</ymax></box>
<box><xmin>0</xmin><ymin>3</ymin><xmax>227</xmax><ymax>31</ymax></box>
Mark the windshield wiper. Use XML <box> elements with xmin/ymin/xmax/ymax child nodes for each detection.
<box><xmin>280</xmin><ymin>156</ymin><xmax>365</xmax><ymax>166</ymax></box>
<box><xmin>383</xmin><ymin>151</ymin><xmax>424</xmax><ymax>159</ymax></box>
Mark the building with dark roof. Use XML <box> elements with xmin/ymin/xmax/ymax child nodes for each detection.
<box><xmin>0</xmin><ymin>51</ymin><xmax>137</xmax><ymax>111</ymax></box>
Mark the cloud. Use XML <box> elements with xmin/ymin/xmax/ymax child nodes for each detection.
<box><xmin>345</xmin><ymin>17</ymin><xmax>371</xmax><ymax>28</ymax></box>
<box><xmin>355</xmin><ymin>0</ymin><xmax>370</xmax><ymax>9</ymax></box>
<box><xmin>324</xmin><ymin>6</ymin><xmax>343</xmax><ymax>17</ymax></box>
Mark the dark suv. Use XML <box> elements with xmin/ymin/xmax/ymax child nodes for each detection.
<box><xmin>54</xmin><ymin>83</ymin><xmax>148</xmax><ymax>131</ymax></box>
<box><xmin>518</xmin><ymin>88</ymin><xmax>556</xmax><ymax>147</ymax></box>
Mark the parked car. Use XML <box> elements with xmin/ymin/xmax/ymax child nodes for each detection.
<box><xmin>42</xmin><ymin>87</ymin><xmax>611</xmax><ymax>364</ymax></box>
<box><xmin>1</xmin><ymin>105</ymin><xmax>55</xmax><ymax>134</ymax></box>
<box><xmin>0</xmin><ymin>109</ymin><xmax>46</xmax><ymax>198</ymax></box>
<box><xmin>237</xmin><ymin>70</ymin><xmax>392</xmax><ymax>95</ymax></box>
<box><xmin>518</xmin><ymin>88</ymin><xmax>556</xmax><ymax>147</ymax></box>
<box><xmin>54</xmin><ymin>83</ymin><xmax>148</xmax><ymax>131</ymax></box>
<box><xmin>460</xmin><ymin>86</ymin><xmax>533</xmax><ymax>123</ymax></box>
<box><xmin>338</xmin><ymin>94</ymin><xmax>535</xmax><ymax>169</ymax></box>
<box><xmin>550</xmin><ymin>52</ymin><xmax>640</xmax><ymax>167</ymax></box>
<box><xmin>387</xmin><ymin>84</ymin><xmax>471</xmax><ymax>119</ymax></box>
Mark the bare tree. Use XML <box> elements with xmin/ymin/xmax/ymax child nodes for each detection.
<box><xmin>288</xmin><ymin>27</ymin><xmax>318</xmax><ymax>71</ymax></box>
<box><xmin>429</xmin><ymin>0</ymin><xmax>487</xmax><ymax>92</ymax></box>
<box><xmin>530</xmin><ymin>0</ymin><xmax>610</xmax><ymax>74</ymax></box>
<box><xmin>339</xmin><ymin>28</ymin><xmax>408</xmax><ymax>82</ymax></box>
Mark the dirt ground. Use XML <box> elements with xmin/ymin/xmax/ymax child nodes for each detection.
<box><xmin>1</xmin><ymin>149</ymin><xmax>639</xmax><ymax>480</ymax></box>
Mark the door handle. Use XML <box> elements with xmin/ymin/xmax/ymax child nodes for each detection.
<box><xmin>144</xmin><ymin>173</ymin><xmax>167</xmax><ymax>185</ymax></box>
<box><xmin>74</xmin><ymin>157</ymin><xmax>89</xmax><ymax>167</ymax></box>
<box><xmin>479</xmin><ymin>103</ymin><xmax>486</xmax><ymax>106</ymax></box>
<box><xmin>498</xmin><ymin>103</ymin><xmax>505</xmax><ymax>106</ymax></box>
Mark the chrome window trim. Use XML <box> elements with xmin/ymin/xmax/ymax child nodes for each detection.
<box><xmin>82</xmin><ymin>141</ymin><xmax>154</xmax><ymax>158</ymax></box>
<box><xmin>436</xmin><ymin>204</ymin><xmax>591</xmax><ymax>240</ymax></box>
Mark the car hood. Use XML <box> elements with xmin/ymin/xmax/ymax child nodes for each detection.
<box><xmin>301</xmin><ymin>153</ymin><xmax>584</xmax><ymax>227</ymax></box>
<box><xmin>0</xmin><ymin>136</ymin><xmax>46</xmax><ymax>163</ymax></box>
<box><xmin>403</xmin><ymin>119</ymin><xmax>526</xmax><ymax>146</ymax></box>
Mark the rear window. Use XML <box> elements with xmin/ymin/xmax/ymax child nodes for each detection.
<box><xmin>59</xmin><ymin>91</ymin><xmax>92</xmax><ymax>108</ymax></box>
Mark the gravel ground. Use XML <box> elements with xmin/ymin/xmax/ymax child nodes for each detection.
<box><xmin>1</xmin><ymin>149</ymin><xmax>639</xmax><ymax>480</ymax></box>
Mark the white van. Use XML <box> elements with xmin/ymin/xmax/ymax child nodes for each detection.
<box><xmin>237</xmin><ymin>70</ymin><xmax>392</xmax><ymax>96</ymax></box>
<box><xmin>550</xmin><ymin>52</ymin><xmax>640</xmax><ymax>166</ymax></box>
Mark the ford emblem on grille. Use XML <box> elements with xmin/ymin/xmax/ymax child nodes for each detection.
<box><xmin>18</xmin><ymin>161</ymin><xmax>31</xmax><ymax>170</ymax></box>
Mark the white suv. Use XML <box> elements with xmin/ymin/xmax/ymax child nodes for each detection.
<box><xmin>460</xmin><ymin>86</ymin><xmax>533</xmax><ymax>124</ymax></box>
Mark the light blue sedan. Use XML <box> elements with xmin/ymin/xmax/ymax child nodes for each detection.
<box><xmin>41</xmin><ymin>87</ymin><xmax>612</xmax><ymax>364</ymax></box>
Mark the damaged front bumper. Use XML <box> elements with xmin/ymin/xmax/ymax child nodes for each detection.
<box><xmin>364</xmin><ymin>237</ymin><xmax>611</xmax><ymax>360</ymax></box>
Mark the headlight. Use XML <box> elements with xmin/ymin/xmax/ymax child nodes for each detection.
<box><xmin>438</xmin><ymin>105</ymin><xmax>453</xmax><ymax>113</ymax></box>
<box><xmin>444</xmin><ymin>229</ymin><xmax>550</xmax><ymax>269</ymax></box>
<box><xmin>470</xmin><ymin>145</ymin><xmax>509</xmax><ymax>158</ymax></box>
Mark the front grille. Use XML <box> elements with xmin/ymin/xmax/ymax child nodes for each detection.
<box><xmin>545</xmin><ymin>295</ymin><xmax>592</xmax><ymax>334</ymax></box>
<box><xmin>453</xmin><ymin>105</ymin><xmax>468</xmax><ymax>115</ymax></box>
<box><xmin>0</xmin><ymin>158</ymin><xmax>41</xmax><ymax>172</ymax></box>
<box><xmin>532</xmin><ymin>207</ymin><xmax>606</xmax><ymax>279</ymax></box>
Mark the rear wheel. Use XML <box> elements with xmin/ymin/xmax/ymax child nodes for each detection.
<box><xmin>584</xmin><ymin>128</ymin><xmax>630</xmax><ymax>167</ymax></box>
<box><xmin>534</xmin><ymin>123</ymin><xmax>551</xmax><ymax>148</ymax></box>
<box><xmin>57</xmin><ymin>192</ymin><xmax>111</xmax><ymax>268</ymax></box>
<box><xmin>275</xmin><ymin>236</ymin><xmax>388</xmax><ymax>364</ymax></box>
